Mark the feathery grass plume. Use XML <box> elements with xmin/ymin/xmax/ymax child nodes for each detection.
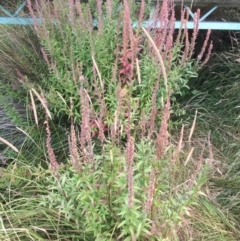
<box><xmin>92</xmin><ymin>59</ymin><xmax>106</xmax><ymax>144</ymax></box>
<box><xmin>135</xmin><ymin>58</ymin><xmax>141</xmax><ymax>84</ymax></box>
<box><xmin>0</xmin><ymin>137</ymin><xmax>19</xmax><ymax>153</ymax></box>
<box><xmin>16</xmin><ymin>127</ymin><xmax>38</xmax><ymax>147</ymax></box>
<box><xmin>56</xmin><ymin>91</ymin><xmax>67</xmax><ymax>107</ymax></box>
<box><xmin>0</xmin><ymin>25</ymin><xmax>47</xmax><ymax>95</ymax></box>
<box><xmin>184</xmin><ymin>147</ymin><xmax>194</xmax><ymax>166</ymax></box>
<box><xmin>29</xmin><ymin>90</ymin><xmax>38</xmax><ymax>126</ymax></box>
<box><xmin>156</xmin><ymin>95</ymin><xmax>170</xmax><ymax>159</ymax></box>
<box><xmin>188</xmin><ymin>143</ymin><xmax>205</xmax><ymax>190</ymax></box>
<box><xmin>188</xmin><ymin>110</ymin><xmax>197</xmax><ymax>143</ymax></box>
<box><xmin>142</xmin><ymin>27</ymin><xmax>168</xmax><ymax>91</ymax></box>
<box><xmin>42</xmin><ymin>94</ymin><xmax>58</xmax><ymax>173</ymax></box>
<box><xmin>31</xmin><ymin>88</ymin><xmax>52</xmax><ymax>119</ymax></box>
<box><xmin>92</xmin><ymin>55</ymin><xmax>104</xmax><ymax>91</ymax></box>
<box><xmin>172</xmin><ymin>124</ymin><xmax>184</xmax><ymax>164</ymax></box>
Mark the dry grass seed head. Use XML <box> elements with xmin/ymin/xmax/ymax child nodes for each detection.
<box><xmin>31</xmin><ymin>88</ymin><xmax>52</xmax><ymax>119</ymax></box>
<box><xmin>142</xmin><ymin>27</ymin><xmax>168</xmax><ymax>91</ymax></box>
<box><xmin>29</xmin><ymin>90</ymin><xmax>38</xmax><ymax>126</ymax></box>
<box><xmin>188</xmin><ymin>110</ymin><xmax>197</xmax><ymax>143</ymax></box>
<box><xmin>188</xmin><ymin>143</ymin><xmax>205</xmax><ymax>190</ymax></box>
<box><xmin>172</xmin><ymin>124</ymin><xmax>185</xmax><ymax>164</ymax></box>
<box><xmin>0</xmin><ymin>137</ymin><xmax>19</xmax><ymax>153</ymax></box>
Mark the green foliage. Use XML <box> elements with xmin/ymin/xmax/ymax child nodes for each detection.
<box><xmin>0</xmin><ymin>163</ymin><xmax>88</xmax><ymax>241</ymax></box>
<box><xmin>24</xmin><ymin>0</ymin><xmax>200</xmax><ymax>129</ymax></box>
<box><xmin>185</xmin><ymin>196</ymin><xmax>240</xmax><ymax>241</ymax></box>
<box><xmin>0</xmin><ymin>25</ymin><xmax>47</xmax><ymax>100</ymax></box>
<box><xmin>33</xmin><ymin>4</ymin><xmax>119</xmax><ymax>123</ymax></box>
<box><xmin>178</xmin><ymin>47</ymin><xmax>240</xmax><ymax>230</ymax></box>
<box><xmin>1</xmin><ymin>154</ymin><xmax>239</xmax><ymax>241</ymax></box>
<box><xmin>37</xmin><ymin>140</ymin><xmax>210</xmax><ymax>240</ymax></box>
<box><xmin>0</xmin><ymin>25</ymin><xmax>53</xmax><ymax>163</ymax></box>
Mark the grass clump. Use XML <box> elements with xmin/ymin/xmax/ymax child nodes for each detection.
<box><xmin>178</xmin><ymin>45</ymin><xmax>240</xmax><ymax>230</ymax></box>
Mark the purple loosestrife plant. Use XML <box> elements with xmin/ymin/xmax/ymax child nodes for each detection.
<box><xmin>25</xmin><ymin>0</ymin><xmax>214</xmax><ymax>239</ymax></box>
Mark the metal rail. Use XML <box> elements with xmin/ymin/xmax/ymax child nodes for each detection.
<box><xmin>0</xmin><ymin>1</ymin><xmax>239</xmax><ymax>30</ymax></box>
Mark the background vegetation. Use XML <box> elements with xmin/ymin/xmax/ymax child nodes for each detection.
<box><xmin>0</xmin><ymin>0</ymin><xmax>240</xmax><ymax>240</ymax></box>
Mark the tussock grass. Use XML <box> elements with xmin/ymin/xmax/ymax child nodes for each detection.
<box><xmin>179</xmin><ymin>46</ymin><xmax>240</xmax><ymax>227</ymax></box>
